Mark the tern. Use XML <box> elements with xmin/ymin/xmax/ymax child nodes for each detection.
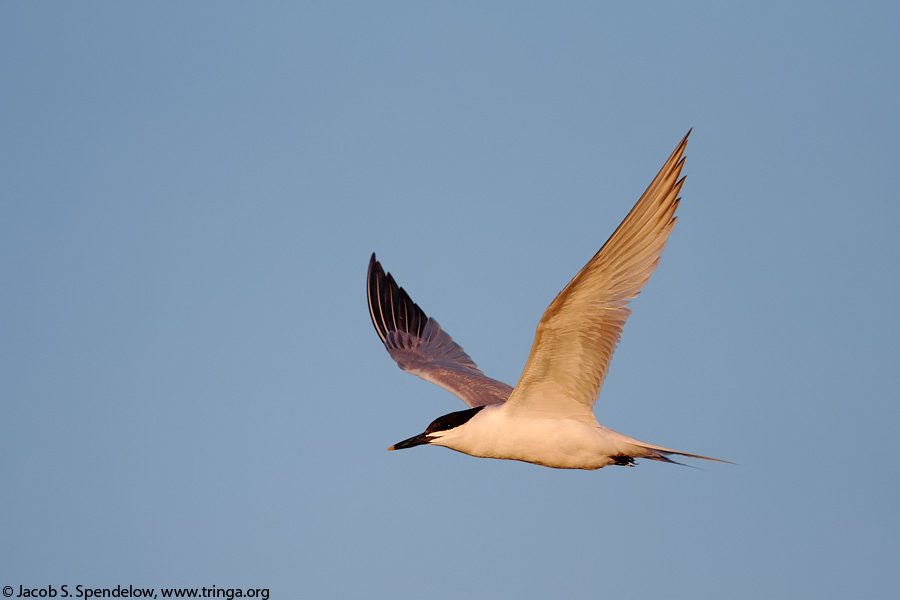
<box><xmin>368</xmin><ymin>131</ymin><xmax>729</xmax><ymax>470</ymax></box>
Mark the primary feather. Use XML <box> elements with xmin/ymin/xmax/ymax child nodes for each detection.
<box><xmin>367</xmin><ymin>256</ymin><xmax>513</xmax><ymax>407</ymax></box>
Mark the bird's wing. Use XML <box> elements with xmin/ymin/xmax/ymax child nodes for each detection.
<box><xmin>367</xmin><ymin>254</ymin><xmax>513</xmax><ymax>407</ymax></box>
<box><xmin>504</xmin><ymin>131</ymin><xmax>690</xmax><ymax>417</ymax></box>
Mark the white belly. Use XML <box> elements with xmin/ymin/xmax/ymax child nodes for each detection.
<box><xmin>434</xmin><ymin>407</ymin><xmax>628</xmax><ymax>470</ymax></box>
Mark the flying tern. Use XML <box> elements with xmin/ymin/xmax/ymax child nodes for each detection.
<box><xmin>367</xmin><ymin>131</ymin><xmax>729</xmax><ymax>469</ymax></box>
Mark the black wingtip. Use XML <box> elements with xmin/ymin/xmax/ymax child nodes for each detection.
<box><xmin>367</xmin><ymin>254</ymin><xmax>386</xmax><ymax>342</ymax></box>
<box><xmin>676</xmin><ymin>129</ymin><xmax>691</xmax><ymax>154</ymax></box>
<box><xmin>672</xmin><ymin>129</ymin><xmax>691</xmax><ymax>157</ymax></box>
<box><xmin>366</xmin><ymin>253</ymin><xmax>429</xmax><ymax>345</ymax></box>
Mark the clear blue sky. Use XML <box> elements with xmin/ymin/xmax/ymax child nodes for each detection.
<box><xmin>2</xmin><ymin>2</ymin><xmax>898</xmax><ymax>598</ymax></box>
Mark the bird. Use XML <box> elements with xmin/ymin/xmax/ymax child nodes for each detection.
<box><xmin>367</xmin><ymin>131</ymin><xmax>730</xmax><ymax>470</ymax></box>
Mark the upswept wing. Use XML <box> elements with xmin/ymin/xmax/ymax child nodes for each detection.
<box><xmin>504</xmin><ymin>132</ymin><xmax>690</xmax><ymax>417</ymax></box>
<box><xmin>367</xmin><ymin>254</ymin><xmax>513</xmax><ymax>407</ymax></box>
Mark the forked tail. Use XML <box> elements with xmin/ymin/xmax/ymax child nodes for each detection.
<box><xmin>634</xmin><ymin>442</ymin><xmax>735</xmax><ymax>467</ymax></box>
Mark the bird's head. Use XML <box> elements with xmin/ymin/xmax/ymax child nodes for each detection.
<box><xmin>388</xmin><ymin>405</ymin><xmax>485</xmax><ymax>451</ymax></box>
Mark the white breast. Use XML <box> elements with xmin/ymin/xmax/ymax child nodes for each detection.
<box><xmin>430</xmin><ymin>404</ymin><xmax>625</xmax><ymax>470</ymax></box>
